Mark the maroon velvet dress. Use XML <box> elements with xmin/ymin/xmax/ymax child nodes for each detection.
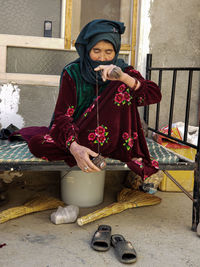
<box><xmin>19</xmin><ymin>65</ymin><xmax>161</xmax><ymax>179</ymax></box>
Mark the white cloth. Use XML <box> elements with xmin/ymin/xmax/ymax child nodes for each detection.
<box><xmin>0</xmin><ymin>171</ymin><xmax>23</xmax><ymax>183</ymax></box>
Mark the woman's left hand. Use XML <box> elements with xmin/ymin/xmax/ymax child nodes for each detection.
<box><xmin>94</xmin><ymin>64</ymin><xmax>124</xmax><ymax>82</ymax></box>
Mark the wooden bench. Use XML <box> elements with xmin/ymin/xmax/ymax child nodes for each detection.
<box><xmin>0</xmin><ymin>54</ymin><xmax>199</xmax><ymax>231</ymax></box>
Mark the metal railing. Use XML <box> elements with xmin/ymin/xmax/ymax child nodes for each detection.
<box><xmin>144</xmin><ymin>53</ymin><xmax>200</xmax><ymax>152</ymax></box>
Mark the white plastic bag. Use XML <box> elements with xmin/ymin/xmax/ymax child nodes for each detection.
<box><xmin>172</xmin><ymin>122</ymin><xmax>199</xmax><ymax>146</ymax></box>
<box><xmin>50</xmin><ymin>205</ymin><xmax>79</xmax><ymax>225</ymax></box>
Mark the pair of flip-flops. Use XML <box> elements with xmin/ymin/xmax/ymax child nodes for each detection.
<box><xmin>91</xmin><ymin>225</ymin><xmax>137</xmax><ymax>264</ymax></box>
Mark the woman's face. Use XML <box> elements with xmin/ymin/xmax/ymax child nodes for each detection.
<box><xmin>89</xmin><ymin>41</ymin><xmax>115</xmax><ymax>61</ymax></box>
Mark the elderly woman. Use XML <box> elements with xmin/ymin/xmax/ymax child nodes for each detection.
<box><xmin>18</xmin><ymin>19</ymin><xmax>161</xmax><ymax>180</ymax></box>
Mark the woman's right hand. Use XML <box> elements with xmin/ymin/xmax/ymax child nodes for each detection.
<box><xmin>69</xmin><ymin>141</ymin><xmax>101</xmax><ymax>172</ymax></box>
<box><xmin>95</xmin><ymin>65</ymin><xmax>140</xmax><ymax>90</ymax></box>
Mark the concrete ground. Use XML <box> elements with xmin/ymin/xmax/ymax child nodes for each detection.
<box><xmin>0</xmin><ymin>171</ymin><xmax>199</xmax><ymax>267</ymax></box>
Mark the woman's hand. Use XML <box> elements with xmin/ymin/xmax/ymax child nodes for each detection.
<box><xmin>94</xmin><ymin>64</ymin><xmax>141</xmax><ymax>90</ymax></box>
<box><xmin>69</xmin><ymin>141</ymin><xmax>101</xmax><ymax>172</ymax></box>
<box><xmin>94</xmin><ymin>64</ymin><xmax>123</xmax><ymax>81</ymax></box>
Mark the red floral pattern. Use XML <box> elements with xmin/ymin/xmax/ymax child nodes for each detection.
<box><xmin>151</xmin><ymin>158</ymin><xmax>159</xmax><ymax>169</ymax></box>
<box><xmin>133</xmin><ymin>159</ymin><xmax>143</xmax><ymax>168</ymax></box>
<box><xmin>84</xmin><ymin>104</ymin><xmax>95</xmax><ymax>117</ymax></box>
<box><xmin>65</xmin><ymin>106</ymin><xmax>75</xmax><ymax>117</ymax></box>
<box><xmin>137</xmin><ymin>96</ymin><xmax>144</xmax><ymax>105</ymax></box>
<box><xmin>122</xmin><ymin>132</ymin><xmax>138</xmax><ymax>151</ymax></box>
<box><xmin>41</xmin><ymin>156</ymin><xmax>48</xmax><ymax>161</ymax></box>
<box><xmin>95</xmin><ymin>126</ymin><xmax>105</xmax><ymax>136</ymax></box>
<box><xmin>114</xmin><ymin>86</ymin><xmax>132</xmax><ymax>106</ymax></box>
<box><xmin>122</xmin><ymin>132</ymin><xmax>129</xmax><ymax>140</ymax></box>
<box><xmin>43</xmin><ymin>134</ymin><xmax>55</xmax><ymax>144</ymax></box>
<box><xmin>133</xmin><ymin>132</ymin><xmax>138</xmax><ymax>139</ymax></box>
<box><xmin>84</xmin><ymin>96</ymin><xmax>101</xmax><ymax>117</ymax></box>
<box><xmin>88</xmin><ymin>125</ymin><xmax>109</xmax><ymax>146</ymax></box>
<box><xmin>117</xmin><ymin>84</ymin><xmax>126</xmax><ymax>92</ymax></box>
<box><xmin>97</xmin><ymin>135</ymin><xmax>106</xmax><ymax>143</ymax></box>
<box><xmin>88</xmin><ymin>132</ymin><xmax>96</xmax><ymax>141</ymax></box>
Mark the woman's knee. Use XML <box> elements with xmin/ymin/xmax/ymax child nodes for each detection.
<box><xmin>28</xmin><ymin>135</ymin><xmax>44</xmax><ymax>156</ymax></box>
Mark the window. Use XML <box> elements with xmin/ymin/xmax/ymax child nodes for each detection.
<box><xmin>65</xmin><ymin>0</ymin><xmax>138</xmax><ymax>65</ymax></box>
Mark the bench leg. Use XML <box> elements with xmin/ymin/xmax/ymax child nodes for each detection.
<box><xmin>192</xmin><ymin>152</ymin><xmax>200</xmax><ymax>231</ymax></box>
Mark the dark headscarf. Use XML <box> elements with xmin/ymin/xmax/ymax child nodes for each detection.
<box><xmin>75</xmin><ymin>19</ymin><xmax>128</xmax><ymax>85</ymax></box>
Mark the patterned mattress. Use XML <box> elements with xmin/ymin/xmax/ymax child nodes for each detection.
<box><xmin>0</xmin><ymin>138</ymin><xmax>179</xmax><ymax>164</ymax></box>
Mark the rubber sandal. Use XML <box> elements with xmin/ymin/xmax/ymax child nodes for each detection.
<box><xmin>91</xmin><ymin>225</ymin><xmax>111</xmax><ymax>251</ymax></box>
<box><xmin>111</xmin><ymin>234</ymin><xmax>137</xmax><ymax>264</ymax></box>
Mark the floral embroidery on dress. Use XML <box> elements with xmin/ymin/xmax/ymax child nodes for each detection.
<box><xmin>137</xmin><ymin>96</ymin><xmax>144</xmax><ymax>105</ymax></box>
<box><xmin>133</xmin><ymin>159</ymin><xmax>143</xmax><ymax>168</ymax></box>
<box><xmin>65</xmin><ymin>106</ymin><xmax>75</xmax><ymax>117</ymax></box>
<box><xmin>88</xmin><ymin>125</ymin><xmax>109</xmax><ymax>146</ymax></box>
<box><xmin>84</xmin><ymin>104</ymin><xmax>95</xmax><ymax>117</ymax></box>
<box><xmin>150</xmin><ymin>157</ymin><xmax>159</xmax><ymax>169</ymax></box>
<box><xmin>122</xmin><ymin>132</ymin><xmax>138</xmax><ymax>151</ymax></box>
<box><xmin>66</xmin><ymin>135</ymin><xmax>75</xmax><ymax>148</ymax></box>
<box><xmin>83</xmin><ymin>96</ymin><xmax>100</xmax><ymax>118</ymax></box>
<box><xmin>41</xmin><ymin>156</ymin><xmax>48</xmax><ymax>161</ymax></box>
<box><xmin>117</xmin><ymin>84</ymin><xmax>126</xmax><ymax>92</ymax></box>
<box><xmin>42</xmin><ymin>134</ymin><xmax>55</xmax><ymax>144</ymax></box>
<box><xmin>114</xmin><ymin>85</ymin><xmax>132</xmax><ymax>106</ymax></box>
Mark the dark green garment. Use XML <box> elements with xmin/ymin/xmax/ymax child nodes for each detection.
<box><xmin>65</xmin><ymin>63</ymin><xmax>108</xmax><ymax>121</ymax></box>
